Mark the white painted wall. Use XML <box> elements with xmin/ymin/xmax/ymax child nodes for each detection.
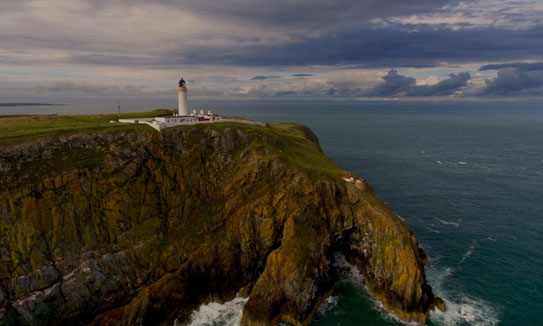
<box><xmin>178</xmin><ymin>87</ymin><xmax>189</xmax><ymax>115</ymax></box>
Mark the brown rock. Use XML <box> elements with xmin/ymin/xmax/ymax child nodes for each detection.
<box><xmin>0</xmin><ymin>123</ymin><xmax>442</xmax><ymax>326</ymax></box>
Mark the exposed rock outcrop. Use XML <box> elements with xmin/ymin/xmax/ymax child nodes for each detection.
<box><xmin>0</xmin><ymin>123</ymin><xmax>443</xmax><ymax>325</ymax></box>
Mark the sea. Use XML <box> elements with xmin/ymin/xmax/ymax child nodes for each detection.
<box><xmin>3</xmin><ymin>100</ymin><xmax>542</xmax><ymax>326</ymax></box>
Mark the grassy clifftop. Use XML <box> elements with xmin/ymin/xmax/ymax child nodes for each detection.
<box><xmin>0</xmin><ymin>109</ymin><xmax>172</xmax><ymax>145</ymax></box>
<box><xmin>0</xmin><ymin>110</ymin><xmax>347</xmax><ymax>179</ymax></box>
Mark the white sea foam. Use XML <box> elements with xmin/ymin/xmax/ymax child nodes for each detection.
<box><xmin>316</xmin><ymin>295</ymin><xmax>340</xmax><ymax>316</ymax></box>
<box><xmin>429</xmin><ymin>294</ymin><xmax>499</xmax><ymax>326</ymax></box>
<box><xmin>333</xmin><ymin>253</ymin><xmax>421</xmax><ymax>326</ymax></box>
<box><xmin>427</xmin><ymin>259</ymin><xmax>500</xmax><ymax>326</ymax></box>
<box><xmin>334</xmin><ymin>253</ymin><xmax>365</xmax><ymax>285</ymax></box>
<box><xmin>460</xmin><ymin>240</ymin><xmax>477</xmax><ymax>264</ymax></box>
<box><xmin>458</xmin><ymin>161</ymin><xmax>467</xmax><ymax>165</ymax></box>
<box><xmin>333</xmin><ymin>252</ymin><xmax>501</xmax><ymax>326</ymax></box>
<box><xmin>436</xmin><ymin>218</ymin><xmax>460</xmax><ymax>227</ymax></box>
<box><xmin>185</xmin><ymin>296</ymin><xmax>248</xmax><ymax>326</ymax></box>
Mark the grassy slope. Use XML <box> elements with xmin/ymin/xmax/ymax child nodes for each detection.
<box><xmin>193</xmin><ymin>121</ymin><xmax>347</xmax><ymax>178</ymax></box>
<box><xmin>0</xmin><ymin>110</ymin><xmax>348</xmax><ymax>178</ymax></box>
<box><xmin>267</xmin><ymin>123</ymin><xmax>348</xmax><ymax>178</ymax></box>
<box><xmin>0</xmin><ymin>109</ymin><xmax>172</xmax><ymax>145</ymax></box>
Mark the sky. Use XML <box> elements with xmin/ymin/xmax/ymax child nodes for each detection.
<box><xmin>1</xmin><ymin>0</ymin><xmax>543</xmax><ymax>102</ymax></box>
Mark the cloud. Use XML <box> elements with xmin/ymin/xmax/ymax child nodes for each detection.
<box><xmin>480</xmin><ymin>62</ymin><xmax>543</xmax><ymax>71</ymax></box>
<box><xmin>480</xmin><ymin>67</ymin><xmax>543</xmax><ymax>95</ymax></box>
<box><xmin>2</xmin><ymin>0</ymin><xmax>543</xmax><ymax>70</ymax></box>
<box><xmin>371</xmin><ymin>0</ymin><xmax>543</xmax><ymax>31</ymax></box>
<box><xmin>368</xmin><ymin>70</ymin><xmax>471</xmax><ymax>97</ymax></box>
<box><xmin>251</xmin><ymin>73</ymin><xmax>314</xmax><ymax>80</ymax></box>
<box><xmin>471</xmin><ymin>61</ymin><xmax>543</xmax><ymax>96</ymax></box>
<box><xmin>251</xmin><ymin>76</ymin><xmax>280</xmax><ymax>80</ymax></box>
<box><xmin>369</xmin><ymin>69</ymin><xmax>416</xmax><ymax>96</ymax></box>
<box><xmin>407</xmin><ymin>72</ymin><xmax>471</xmax><ymax>96</ymax></box>
<box><xmin>242</xmin><ymin>69</ymin><xmax>473</xmax><ymax>99</ymax></box>
<box><xmin>0</xmin><ymin>80</ymin><xmax>173</xmax><ymax>100</ymax></box>
<box><xmin>326</xmin><ymin>70</ymin><xmax>383</xmax><ymax>97</ymax></box>
<box><xmin>0</xmin><ymin>0</ymin><xmax>542</xmax><ymax>101</ymax></box>
<box><xmin>169</xmin><ymin>26</ymin><xmax>543</xmax><ymax>69</ymax></box>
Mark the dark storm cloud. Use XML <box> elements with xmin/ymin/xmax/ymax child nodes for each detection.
<box><xmin>174</xmin><ymin>27</ymin><xmax>543</xmax><ymax>68</ymax></box>
<box><xmin>480</xmin><ymin>62</ymin><xmax>543</xmax><ymax>71</ymax></box>
<box><xmin>369</xmin><ymin>70</ymin><xmax>416</xmax><ymax>96</ymax></box>
<box><xmin>2</xmin><ymin>1</ymin><xmax>541</xmax><ymax>70</ymax></box>
<box><xmin>251</xmin><ymin>76</ymin><xmax>280</xmax><ymax>80</ymax></box>
<box><xmin>476</xmin><ymin>62</ymin><xmax>543</xmax><ymax>96</ymax></box>
<box><xmin>2</xmin><ymin>0</ymin><xmax>543</xmax><ymax>100</ymax></box>
<box><xmin>480</xmin><ymin>67</ymin><xmax>543</xmax><ymax>96</ymax></box>
<box><xmin>124</xmin><ymin>0</ymin><xmax>455</xmax><ymax>28</ymax></box>
<box><xmin>251</xmin><ymin>74</ymin><xmax>313</xmax><ymax>80</ymax></box>
<box><xmin>366</xmin><ymin>70</ymin><xmax>471</xmax><ymax>97</ymax></box>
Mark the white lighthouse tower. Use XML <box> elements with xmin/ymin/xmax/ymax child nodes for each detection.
<box><xmin>178</xmin><ymin>78</ymin><xmax>189</xmax><ymax>116</ymax></box>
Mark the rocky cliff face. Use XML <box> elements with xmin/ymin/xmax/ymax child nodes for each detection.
<box><xmin>0</xmin><ymin>123</ymin><xmax>443</xmax><ymax>326</ymax></box>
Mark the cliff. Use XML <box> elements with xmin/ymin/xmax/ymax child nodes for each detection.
<box><xmin>0</xmin><ymin>121</ymin><xmax>444</xmax><ymax>325</ymax></box>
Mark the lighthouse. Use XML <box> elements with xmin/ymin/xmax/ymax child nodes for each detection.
<box><xmin>178</xmin><ymin>78</ymin><xmax>189</xmax><ymax>116</ymax></box>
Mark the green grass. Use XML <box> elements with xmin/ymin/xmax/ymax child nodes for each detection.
<box><xmin>0</xmin><ymin>110</ymin><xmax>348</xmax><ymax>178</ymax></box>
<box><xmin>268</xmin><ymin>123</ymin><xmax>348</xmax><ymax>178</ymax></box>
<box><xmin>187</xmin><ymin>121</ymin><xmax>348</xmax><ymax>178</ymax></box>
<box><xmin>0</xmin><ymin>109</ymin><xmax>172</xmax><ymax>145</ymax></box>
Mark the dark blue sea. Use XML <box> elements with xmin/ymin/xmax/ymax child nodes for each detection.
<box><xmin>3</xmin><ymin>101</ymin><xmax>543</xmax><ymax>325</ymax></box>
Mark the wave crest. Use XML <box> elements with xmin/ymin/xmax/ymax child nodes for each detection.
<box><xmin>183</xmin><ymin>297</ymin><xmax>248</xmax><ymax>326</ymax></box>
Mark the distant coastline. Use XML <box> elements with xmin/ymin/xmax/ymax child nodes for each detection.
<box><xmin>0</xmin><ymin>103</ymin><xmax>64</xmax><ymax>107</ymax></box>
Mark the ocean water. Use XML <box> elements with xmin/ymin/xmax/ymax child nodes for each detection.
<box><xmin>3</xmin><ymin>101</ymin><xmax>542</xmax><ymax>325</ymax></box>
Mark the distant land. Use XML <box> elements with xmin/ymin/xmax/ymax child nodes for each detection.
<box><xmin>0</xmin><ymin>103</ymin><xmax>63</xmax><ymax>107</ymax></box>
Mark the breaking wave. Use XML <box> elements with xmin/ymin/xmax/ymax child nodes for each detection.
<box><xmin>436</xmin><ymin>218</ymin><xmax>460</xmax><ymax>227</ymax></box>
<box><xmin>459</xmin><ymin>240</ymin><xmax>477</xmax><ymax>264</ymax></box>
<box><xmin>180</xmin><ymin>249</ymin><xmax>499</xmax><ymax>326</ymax></box>
<box><xmin>332</xmin><ymin>253</ymin><xmax>420</xmax><ymax>325</ymax></box>
<box><xmin>315</xmin><ymin>295</ymin><xmax>340</xmax><ymax>317</ymax></box>
<box><xmin>332</xmin><ymin>249</ymin><xmax>500</xmax><ymax>326</ymax></box>
<box><xmin>429</xmin><ymin>294</ymin><xmax>499</xmax><ymax>326</ymax></box>
<box><xmin>427</xmin><ymin>245</ymin><xmax>500</xmax><ymax>326</ymax></box>
<box><xmin>183</xmin><ymin>296</ymin><xmax>248</xmax><ymax>326</ymax></box>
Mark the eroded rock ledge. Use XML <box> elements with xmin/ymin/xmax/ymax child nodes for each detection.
<box><xmin>0</xmin><ymin>123</ymin><xmax>444</xmax><ymax>325</ymax></box>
